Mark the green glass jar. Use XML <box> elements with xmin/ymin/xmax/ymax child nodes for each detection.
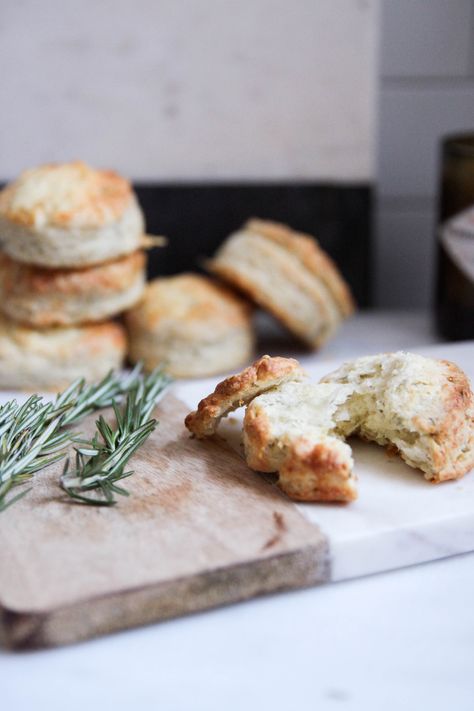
<box><xmin>436</xmin><ymin>133</ymin><xmax>474</xmax><ymax>340</ymax></box>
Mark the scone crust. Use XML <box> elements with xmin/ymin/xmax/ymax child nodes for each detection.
<box><xmin>0</xmin><ymin>315</ymin><xmax>126</xmax><ymax>391</ymax></box>
<box><xmin>245</xmin><ymin>219</ymin><xmax>355</xmax><ymax>317</ymax></box>
<box><xmin>0</xmin><ymin>161</ymin><xmax>133</xmax><ymax>229</ymax></box>
<box><xmin>321</xmin><ymin>352</ymin><xmax>474</xmax><ymax>482</ymax></box>
<box><xmin>0</xmin><ymin>162</ymin><xmax>145</xmax><ymax>267</ymax></box>
<box><xmin>279</xmin><ymin>438</ymin><xmax>357</xmax><ymax>502</ymax></box>
<box><xmin>207</xmin><ymin>218</ymin><xmax>355</xmax><ymax>348</ymax></box>
<box><xmin>0</xmin><ymin>251</ymin><xmax>146</xmax><ymax>327</ymax></box>
<box><xmin>244</xmin><ymin>394</ymin><xmax>357</xmax><ymax>503</ymax></box>
<box><xmin>208</xmin><ymin>259</ymin><xmax>329</xmax><ymax>347</ymax></box>
<box><xmin>126</xmin><ymin>273</ymin><xmax>252</xmax><ymax>334</ymax></box>
<box><xmin>185</xmin><ymin>355</ymin><xmax>305</xmax><ymax>438</ymax></box>
<box><xmin>126</xmin><ymin>274</ymin><xmax>255</xmax><ymax>378</ymax></box>
<box><xmin>412</xmin><ymin>358</ymin><xmax>473</xmax><ymax>480</ymax></box>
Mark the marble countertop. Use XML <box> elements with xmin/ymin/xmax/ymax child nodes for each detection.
<box><xmin>2</xmin><ymin>311</ymin><xmax>474</xmax><ymax>711</ymax></box>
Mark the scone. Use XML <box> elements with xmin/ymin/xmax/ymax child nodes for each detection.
<box><xmin>0</xmin><ymin>251</ymin><xmax>146</xmax><ymax>327</ymax></box>
<box><xmin>0</xmin><ymin>314</ymin><xmax>127</xmax><ymax>391</ymax></box>
<box><xmin>185</xmin><ymin>353</ymin><xmax>474</xmax><ymax>503</ymax></box>
<box><xmin>244</xmin><ymin>381</ymin><xmax>357</xmax><ymax>502</ymax></box>
<box><xmin>320</xmin><ymin>351</ymin><xmax>474</xmax><ymax>483</ymax></box>
<box><xmin>0</xmin><ymin>162</ymin><xmax>145</xmax><ymax>267</ymax></box>
<box><xmin>185</xmin><ymin>354</ymin><xmax>355</xmax><ymax>502</ymax></box>
<box><xmin>207</xmin><ymin>218</ymin><xmax>355</xmax><ymax>349</ymax></box>
<box><xmin>126</xmin><ymin>273</ymin><xmax>255</xmax><ymax>378</ymax></box>
<box><xmin>246</xmin><ymin>352</ymin><xmax>474</xmax><ymax>501</ymax></box>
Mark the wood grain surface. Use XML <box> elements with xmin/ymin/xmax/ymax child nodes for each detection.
<box><xmin>0</xmin><ymin>394</ymin><xmax>328</xmax><ymax>649</ymax></box>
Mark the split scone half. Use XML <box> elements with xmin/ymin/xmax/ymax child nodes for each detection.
<box><xmin>185</xmin><ymin>354</ymin><xmax>305</xmax><ymax>437</ymax></box>
<box><xmin>244</xmin><ymin>381</ymin><xmax>357</xmax><ymax>502</ymax></box>
<box><xmin>207</xmin><ymin>218</ymin><xmax>355</xmax><ymax>349</ymax></box>
<box><xmin>0</xmin><ymin>162</ymin><xmax>146</xmax><ymax>268</ymax></box>
<box><xmin>319</xmin><ymin>351</ymin><xmax>474</xmax><ymax>484</ymax></box>
<box><xmin>126</xmin><ymin>274</ymin><xmax>255</xmax><ymax>379</ymax></box>
<box><xmin>185</xmin><ymin>353</ymin><xmax>474</xmax><ymax>503</ymax></box>
<box><xmin>0</xmin><ymin>251</ymin><xmax>146</xmax><ymax>327</ymax></box>
<box><xmin>0</xmin><ymin>314</ymin><xmax>127</xmax><ymax>391</ymax></box>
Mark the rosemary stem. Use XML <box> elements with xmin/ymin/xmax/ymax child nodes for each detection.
<box><xmin>0</xmin><ymin>365</ymin><xmax>171</xmax><ymax>512</ymax></box>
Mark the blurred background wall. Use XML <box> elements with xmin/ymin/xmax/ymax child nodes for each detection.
<box><xmin>377</xmin><ymin>0</ymin><xmax>474</xmax><ymax>309</ymax></box>
<box><xmin>0</xmin><ymin>0</ymin><xmax>376</xmax><ymax>180</ymax></box>
<box><xmin>0</xmin><ymin>0</ymin><xmax>376</xmax><ymax>307</ymax></box>
<box><xmin>1</xmin><ymin>0</ymin><xmax>473</xmax><ymax>308</ymax></box>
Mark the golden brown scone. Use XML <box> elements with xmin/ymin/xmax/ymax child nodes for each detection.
<box><xmin>321</xmin><ymin>351</ymin><xmax>474</xmax><ymax>483</ymax></box>
<box><xmin>0</xmin><ymin>162</ymin><xmax>145</xmax><ymax>267</ymax></box>
<box><xmin>244</xmin><ymin>382</ymin><xmax>357</xmax><ymax>502</ymax></box>
<box><xmin>126</xmin><ymin>273</ymin><xmax>255</xmax><ymax>379</ymax></box>
<box><xmin>184</xmin><ymin>354</ymin><xmax>305</xmax><ymax>438</ymax></box>
<box><xmin>0</xmin><ymin>314</ymin><xmax>127</xmax><ymax>392</ymax></box>
<box><xmin>207</xmin><ymin>218</ymin><xmax>355</xmax><ymax>349</ymax></box>
<box><xmin>244</xmin><ymin>351</ymin><xmax>473</xmax><ymax>502</ymax></box>
<box><xmin>0</xmin><ymin>251</ymin><xmax>146</xmax><ymax>327</ymax></box>
<box><xmin>186</xmin><ymin>351</ymin><xmax>473</xmax><ymax>503</ymax></box>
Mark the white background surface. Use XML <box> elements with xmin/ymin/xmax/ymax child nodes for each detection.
<box><xmin>2</xmin><ymin>311</ymin><xmax>474</xmax><ymax>711</ymax></box>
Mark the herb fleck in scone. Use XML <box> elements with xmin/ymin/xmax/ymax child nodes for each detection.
<box><xmin>207</xmin><ymin>218</ymin><xmax>355</xmax><ymax>349</ymax></box>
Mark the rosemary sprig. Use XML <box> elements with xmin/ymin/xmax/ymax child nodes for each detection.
<box><xmin>0</xmin><ymin>364</ymin><xmax>169</xmax><ymax>512</ymax></box>
<box><xmin>0</xmin><ymin>397</ymin><xmax>71</xmax><ymax>512</ymax></box>
<box><xmin>60</xmin><ymin>367</ymin><xmax>170</xmax><ymax>506</ymax></box>
<box><xmin>55</xmin><ymin>363</ymin><xmax>144</xmax><ymax>427</ymax></box>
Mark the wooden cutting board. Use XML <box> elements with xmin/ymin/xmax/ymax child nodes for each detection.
<box><xmin>0</xmin><ymin>395</ymin><xmax>328</xmax><ymax>649</ymax></box>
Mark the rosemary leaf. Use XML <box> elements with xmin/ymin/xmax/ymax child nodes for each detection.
<box><xmin>60</xmin><ymin>367</ymin><xmax>170</xmax><ymax>506</ymax></box>
<box><xmin>0</xmin><ymin>399</ymin><xmax>70</xmax><ymax>511</ymax></box>
<box><xmin>57</xmin><ymin>363</ymin><xmax>144</xmax><ymax>427</ymax></box>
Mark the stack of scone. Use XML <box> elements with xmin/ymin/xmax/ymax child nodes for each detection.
<box><xmin>126</xmin><ymin>218</ymin><xmax>354</xmax><ymax>378</ymax></box>
<box><xmin>0</xmin><ymin>162</ymin><xmax>148</xmax><ymax>391</ymax></box>
<box><xmin>0</xmin><ymin>163</ymin><xmax>355</xmax><ymax>386</ymax></box>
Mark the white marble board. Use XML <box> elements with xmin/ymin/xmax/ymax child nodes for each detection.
<box><xmin>175</xmin><ymin>340</ymin><xmax>474</xmax><ymax>583</ymax></box>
